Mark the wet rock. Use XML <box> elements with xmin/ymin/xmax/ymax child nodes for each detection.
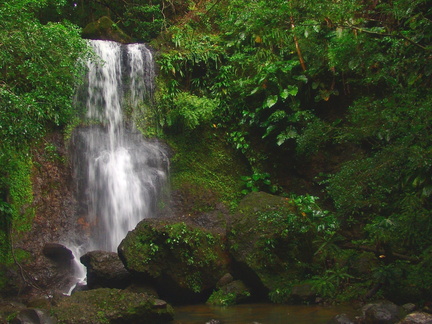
<box><xmin>9</xmin><ymin>308</ymin><xmax>56</xmax><ymax>324</ymax></box>
<box><xmin>290</xmin><ymin>283</ymin><xmax>316</xmax><ymax>303</ymax></box>
<box><xmin>51</xmin><ymin>288</ymin><xmax>173</xmax><ymax>324</ymax></box>
<box><xmin>397</xmin><ymin>312</ymin><xmax>432</xmax><ymax>324</ymax></box>
<box><xmin>327</xmin><ymin>313</ymin><xmax>355</xmax><ymax>324</ymax></box>
<box><xmin>152</xmin><ymin>299</ymin><xmax>168</xmax><ymax>309</ymax></box>
<box><xmin>43</xmin><ymin>243</ymin><xmax>73</xmax><ymax>263</ymax></box>
<box><xmin>360</xmin><ymin>300</ymin><xmax>403</xmax><ymax>323</ymax></box>
<box><xmin>216</xmin><ymin>273</ymin><xmax>234</xmax><ymax>288</ymax></box>
<box><xmin>70</xmin><ymin>282</ymin><xmax>88</xmax><ymax>294</ymax></box>
<box><xmin>402</xmin><ymin>304</ymin><xmax>418</xmax><ymax>313</ymax></box>
<box><xmin>206</xmin><ymin>320</ymin><xmax>222</xmax><ymax>324</ymax></box>
<box><xmin>26</xmin><ymin>296</ymin><xmax>53</xmax><ymax>310</ymax></box>
<box><xmin>80</xmin><ymin>251</ymin><xmax>131</xmax><ymax>289</ymax></box>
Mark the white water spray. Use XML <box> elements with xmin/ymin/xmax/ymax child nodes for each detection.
<box><xmin>67</xmin><ymin>40</ymin><xmax>169</xmax><ymax>290</ymax></box>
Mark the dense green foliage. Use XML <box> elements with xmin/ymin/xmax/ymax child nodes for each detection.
<box><xmin>152</xmin><ymin>0</ymin><xmax>432</xmax><ymax>303</ymax></box>
<box><xmin>0</xmin><ymin>0</ymin><xmax>88</xmax><ymax>149</ymax></box>
<box><xmin>229</xmin><ymin>192</ymin><xmax>339</xmax><ymax>303</ymax></box>
<box><xmin>1</xmin><ymin>0</ymin><xmax>432</xmax><ymax>305</ymax></box>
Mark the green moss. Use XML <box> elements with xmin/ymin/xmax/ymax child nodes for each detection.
<box><xmin>207</xmin><ymin>280</ymin><xmax>251</xmax><ymax>306</ymax></box>
<box><xmin>52</xmin><ymin>288</ymin><xmax>174</xmax><ymax>323</ymax></box>
<box><xmin>9</xmin><ymin>152</ymin><xmax>34</xmax><ymax>233</ymax></box>
<box><xmin>0</xmin><ymin>148</ymin><xmax>35</xmax><ymax>292</ymax></box>
<box><xmin>120</xmin><ymin>220</ymin><xmax>229</xmax><ymax>293</ymax></box>
<box><xmin>82</xmin><ymin>16</ymin><xmax>132</xmax><ymax>43</ymax></box>
<box><xmin>207</xmin><ymin>290</ymin><xmax>238</xmax><ymax>306</ymax></box>
<box><xmin>0</xmin><ymin>150</ymin><xmax>34</xmax><ymax>269</ymax></box>
<box><xmin>167</xmin><ymin>126</ymin><xmax>249</xmax><ymax>212</ymax></box>
<box><xmin>63</xmin><ymin>116</ymin><xmax>82</xmax><ymax>143</ymax></box>
<box><xmin>268</xmin><ymin>286</ymin><xmax>293</xmax><ymax>304</ymax></box>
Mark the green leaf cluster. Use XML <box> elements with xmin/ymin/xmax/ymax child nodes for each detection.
<box><xmin>166</xmin><ymin>92</ymin><xmax>219</xmax><ymax>130</ymax></box>
<box><xmin>0</xmin><ymin>0</ymin><xmax>88</xmax><ymax>150</ymax></box>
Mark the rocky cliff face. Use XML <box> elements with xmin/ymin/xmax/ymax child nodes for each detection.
<box><xmin>9</xmin><ymin>132</ymin><xmax>78</xmax><ymax>297</ymax></box>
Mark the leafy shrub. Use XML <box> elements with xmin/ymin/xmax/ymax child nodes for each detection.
<box><xmin>166</xmin><ymin>92</ymin><xmax>219</xmax><ymax>130</ymax></box>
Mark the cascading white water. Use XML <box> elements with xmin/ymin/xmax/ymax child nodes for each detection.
<box><xmin>67</xmin><ymin>40</ymin><xmax>169</xmax><ymax>290</ymax></box>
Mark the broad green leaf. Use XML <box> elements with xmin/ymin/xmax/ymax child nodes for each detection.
<box><xmin>250</xmin><ymin>87</ymin><xmax>260</xmax><ymax>95</ymax></box>
<box><xmin>294</xmin><ymin>75</ymin><xmax>308</xmax><ymax>83</ymax></box>
<box><xmin>280</xmin><ymin>89</ymin><xmax>289</xmax><ymax>100</ymax></box>
<box><xmin>252</xmin><ymin>174</ymin><xmax>261</xmax><ymax>181</ymax></box>
<box><xmin>286</xmin><ymin>85</ymin><xmax>298</xmax><ymax>96</ymax></box>
<box><xmin>265</xmin><ymin>95</ymin><xmax>278</xmax><ymax>108</ymax></box>
<box><xmin>262</xmin><ymin>125</ymin><xmax>276</xmax><ymax>139</ymax></box>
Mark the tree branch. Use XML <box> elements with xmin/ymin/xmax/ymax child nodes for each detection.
<box><xmin>290</xmin><ymin>17</ymin><xmax>307</xmax><ymax>71</ymax></box>
<box><xmin>345</xmin><ymin>24</ymin><xmax>429</xmax><ymax>51</ymax></box>
<box><xmin>340</xmin><ymin>242</ymin><xmax>420</xmax><ymax>263</ymax></box>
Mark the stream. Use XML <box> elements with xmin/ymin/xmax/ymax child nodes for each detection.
<box><xmin>173</xmin><ymin>302</ymin><xmax>360</xmax><ymax>323</ymax></box>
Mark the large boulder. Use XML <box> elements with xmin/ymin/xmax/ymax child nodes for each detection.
<box><xmin>118</xmin><ymin>218</ymin><xmax>230</xmax><ymax>303</ymax></box>
<box><xmin>80</xmin><ymin>251</ymin><xmax>132</xmax><ymax>289</ymax></box>
<box><xmin>227</xmin><ymin>191</ymin><xmax>332</xmax><ymax>302</ymax></box>
<box><xmin>43</xmin><ymin>243</ymin><xmax>74</xmax><ymax>263</ymax></box>
<box><xmin>51</xmin><ymin>288</ymin><xmax>173</xmax><ymax>324</ymax></box>
<box><xmin>397</xmin><ymin>312</ymin><xmax>432</xmax><ymax>324</ymax></box>
<box><xmin>360</xmin><ymin>300</ymin><xmax>404</xmax><ymax>324</ymax></box>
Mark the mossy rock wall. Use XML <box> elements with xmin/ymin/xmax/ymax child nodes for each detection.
<box><xmin>166</xmin><ymin>127</ymin><xmax>250</xmax><ymax>215</ymax></box>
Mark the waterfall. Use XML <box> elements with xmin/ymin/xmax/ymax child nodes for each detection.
<box><xmin>67</xmin><ymin>40</ymin><xmax>169</xmax><ymax>289</ymax></box>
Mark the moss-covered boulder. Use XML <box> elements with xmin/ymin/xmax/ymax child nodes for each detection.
<box><xmin>82</xmin><ymin>16</ymin><xmax>132</xmax><ymax>43</ymax></box>
<box><xmin>51</xmin><ymin>288</ymin><xmax>173</xmax><ymax>323</ymax></box>
<box><xmin>227</xmin><ymin>191</ymin><xmax>338</xmax><ymax>303</ymax></box>
<box><xmin>118</xmin><ymin>219</ymin><xmax>230</xmax><ymax>303</ymax></box>
<box><xmin>207</xmin><ymin>279</ymin><xmax>251</xmax><ymax>306</ymax></box>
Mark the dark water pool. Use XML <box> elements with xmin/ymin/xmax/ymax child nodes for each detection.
<box><xmin>173</xmin><ymin>303</ymin><xmax>360</xmax><ymax>324</ymax></box>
